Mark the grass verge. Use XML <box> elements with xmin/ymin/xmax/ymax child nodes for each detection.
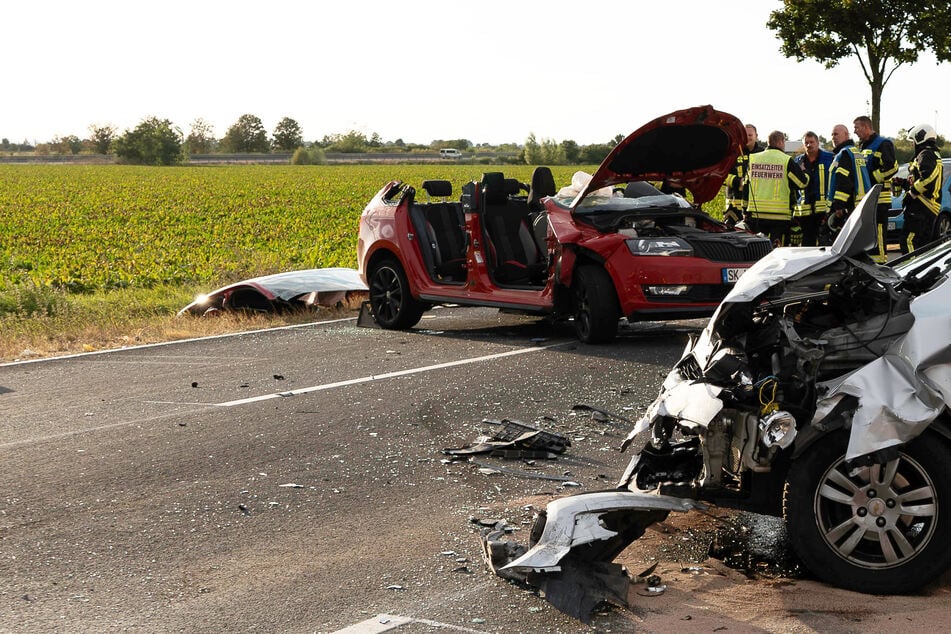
<box><xmin>0</xmin><ymin>284</ymin><xmax>360</xmax><ymax>363</ymax></box>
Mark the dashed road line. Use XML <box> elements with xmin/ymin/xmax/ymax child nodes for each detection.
<box><xmin>331</xmin><ymin>614</ymin><xmax>488</xmax><ymax>634</ymax></box>
<box><xmin>215</xmin><ymin>343</ymin><xmax>561</xmax><ymax>407</ymax></box>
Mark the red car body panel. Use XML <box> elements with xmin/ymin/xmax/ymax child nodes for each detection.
<box><xmin>357</xmin><ymin>106</ymin><xmax>773</xmax><ymax>339</ymax></box>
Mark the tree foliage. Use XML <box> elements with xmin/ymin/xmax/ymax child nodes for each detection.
<box><xmin>186</xmin><ymin>118</ymin><xmax>216</xmax><ymax>155</ymax></box>
<box><xmin>272</xmin><ymin>117</ymin><xmax>304</xmax><ymax>151</ymax></box>
<box><xmin>768</xmin><ymin>0</ymin><xmax>951</xmax><ymax>131</ymax></box>
<box><xmin>321</xmin><ymin>130</ymin><xmax>372</xmax><ymax>153</ymax></box>
<box><xmin>222</xmin><ymin>114</ymin><xmax>270</xmax><ymax>153</ymax></box>
<box><xmin>88</xmin><ymin>124</ymin><xmax>116</xmax><ymax>154</ymax></box>
<box><xmin>112</xmin><ymin>117</ymin><xmax>184</xmax><ymax>165</ymax></box>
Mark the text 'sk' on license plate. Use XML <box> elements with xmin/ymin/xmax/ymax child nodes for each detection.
<box><xmin>722</xmin><ymin>267</ymin><xmax>748</xmax><ymax>284</ymax></box>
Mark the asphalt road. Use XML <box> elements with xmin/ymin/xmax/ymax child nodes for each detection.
<box><xmin>0</xmin><ymin>308</ymin><xmax>706</xmax><ymax>633</ymax></box>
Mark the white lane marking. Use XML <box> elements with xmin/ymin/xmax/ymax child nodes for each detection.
<box><xmin>0</xmin><ymin>317</ymin><xmax>356</xmax><ymax>368</ymax></box>
<box><xmin>215</xmin><ymin>344</ymin><xmax>560</xmax><ymax>407</ymax></box>
<box><xmin>332</xmin><ymin>614</ymin><xmax>488</xmax><ymax>634</ymax></box>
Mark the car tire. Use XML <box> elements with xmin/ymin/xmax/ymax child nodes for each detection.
<box><xmin>784</xmin><ymin>430</ymin><xmax>951</xmax><ymax>594</ymax></box>
<box><xmin>368</xmin><ymin>257</ymin><xmax>426</xmax><ymax>330</ymax></box>
<box><xmin>936</xmin><ymin>212</ymin><xmax>951</xmax><ymax>239</ymax></box>
<box><xmin>571</xmin><ymin>265</ymin><xmax>620</xmax><ymax>344</ymax></box>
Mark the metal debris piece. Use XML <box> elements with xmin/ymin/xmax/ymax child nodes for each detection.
<box><xmin>571</xmin><ymin>403</ymin><xmax>633</xmax><ymax>427</ymax></box>
<box><xmin>278</xmin><ymin>483</ymin><xmax>304</xmax><ymax>488</ymax></box>
<box><xmin>482</xmin><ymin>491</ymin><xmax>702</xmax><ymax>623</ymax></box>
<box><xmin>443</xmin><ymin>419</ymin><xmax>570</xmax><ymax>458</ymax></box>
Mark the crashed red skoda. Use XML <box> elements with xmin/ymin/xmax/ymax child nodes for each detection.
<box><xmin>357</xmin><ymin>105</ymin><xmax>772</xmax><ymax>342</ymax></box>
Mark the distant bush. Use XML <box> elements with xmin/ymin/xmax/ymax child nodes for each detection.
<box><xmin>113</xmin><ymin>117</ymin><xmax>184</xmax><ymax>166</ymax></box>
<box><xmin>290</xmin><ymin>146</ymin><xmax>327</xmax><ymax>165</ymax></box>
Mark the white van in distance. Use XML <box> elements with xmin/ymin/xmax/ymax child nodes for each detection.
<box><xmin>439</xmin><ymin>148</ymin><xmax>463</xmax><ymax>159</ymax></box>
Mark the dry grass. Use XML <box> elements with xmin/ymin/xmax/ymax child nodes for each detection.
<box><xmin>0</xmin><ymin>287</ymin><xmax>366</xmax><ymax>364</ymax></box>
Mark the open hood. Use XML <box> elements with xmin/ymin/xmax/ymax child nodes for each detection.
<box><xmin>573</xmin><ymin>105</ymin><xmax>745</xmax><ymax>207</ymax></box>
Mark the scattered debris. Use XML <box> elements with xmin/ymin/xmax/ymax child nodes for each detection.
<box><xmin>470</xmin><ymin>460</ymin><xmax>572</xmax><ymax>482</ymax></box>
<box><xmin>386</xmin><ymin>584</ymin><xmax>404</xmax><ymax>591</ymax></box>
<box><xmin>238</xmin><ymin>504</ymin><xmax>250</xmax><ymax>516</ymax></box>
<box><xmin>278</xmin><ymin>483</ymin><xmax>304</xmax><ymax>489</ymax></box>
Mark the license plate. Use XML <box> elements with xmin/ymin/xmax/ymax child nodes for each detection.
<box><xmin>722</xmin><ymin>267</ymin><xmax>748</xmax><ymax>284</ymax></box>
<box><xmin>888</xmin><ymin>221</ymin><xmax>896</xmax><ymax>231</ymax></box>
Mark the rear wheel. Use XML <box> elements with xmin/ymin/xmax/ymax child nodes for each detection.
<box><xmin>368</xmin><ymin>258</ymin><xmax>426</xmax><ymax>330</ymax></box>
<box><xmin>571</xmin><ymin>265</ymin><xmax>620</xmax><ymax>344</ymax></box>
<box><xmin>784</xmin><ymin>431</ymin><xmax>951</xmax><ymax>594</ymax></box>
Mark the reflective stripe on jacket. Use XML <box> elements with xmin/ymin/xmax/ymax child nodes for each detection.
<box><xmin>723</xmin><ymin>142</ymin><xmax>765</xmax><ymax>209</ymax></box>
<box><xmin>748</xmin><ymin>148</ymin><xmax>809</xmax><ymax>220</ymax></box>
<box><xmin>861</xmin><ymin>133</ymin><xmax>899</xmax><ymax>205</ymax></box>
<box><xmin>794</xmin><ymin>149</ymin><xmax>834</xmax><ymax>217</ymax></box>
<box><xmin>828</xmin><ymin>143</ymin><xmax>871</xmax><ymax>210</ymax></box>
<box><xmin>910</xmin><ymin>147</ymin><xmax>944</xmax><ymax>215</ymax></box>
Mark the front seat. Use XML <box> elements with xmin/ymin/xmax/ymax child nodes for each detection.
<box><xmin>527</xmin><ymin>166</ymin><xmax>556</xmax><ymax>249</ymax></box>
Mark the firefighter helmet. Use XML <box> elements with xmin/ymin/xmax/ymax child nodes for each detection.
<box><xmin>908</xmin><ymin>123</ymin><xmax>937</xmax><ymax>145</ymax></box>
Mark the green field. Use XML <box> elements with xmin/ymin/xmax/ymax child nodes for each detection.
<box><xmin>1</xmin><ymin>164</ymin><xmax>596</xmax><ymax>296</ymax></box>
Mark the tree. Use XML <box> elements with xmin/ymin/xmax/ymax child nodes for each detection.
<box><xmin>324</xmin><ymin>130</ymin><xmax>369</xmax><ymax>153</ymax></box>
<box><xmin>523</xmin><ymin>133</ymin><xmax>541</xmax><ymax>164</ymax></box>
<box><xmin>768</xmin><ymin>1</ymin><xmax>951</xmax><ymax>131</ymax></box>
<box><xmin>272</xmin><ymin>117</ymin><xmax>303</xmax><ymax>151</ymax></box>
<box><xmin>221</xmin><ymin>114</ymin><xmax>269</xmax><ymax>153</ymax></box>
<box><xmin>112</xmin><ymin>117</ymin><xmax>184</xmax><ymax>165</ymax></box>
<box><xmin>88</xmin><ymin>124</ymin><xmax>116</xmax><ymax>154</ymax></box>
<box><xmin>561</xmin><ymin>139</ymin><xmax>580</xmax><ymax>163</ymax></box>
<box><xmin>186</xmin><ymin>118</ymin><xmax>216</xmax><ymax>154</ymax></box>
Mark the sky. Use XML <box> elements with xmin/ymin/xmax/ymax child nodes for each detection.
<box><xmin>3</xmin><ymin>0</ymin><xmax>948</xmax><ymax>147</ymax></box>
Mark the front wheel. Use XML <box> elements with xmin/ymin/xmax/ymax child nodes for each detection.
<box><xmin>368</xmin><ymin>258</ymin><xmax>426</xmax><ymax>330</ymax></box>
<box><xmin>784</xmin><ymin>431</ymin><xmax>951</xmax><ymax>594</ymax></box>
<box><xmin>571</xmin><ymin>265</ymin><xmax>620</xmax><ymax>344</ymax></box>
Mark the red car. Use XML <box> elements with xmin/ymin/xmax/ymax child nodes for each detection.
<box><xmin>357</xmin><ymin>105</ymin><xmax>772</xmax><ymax>343</ymax></box>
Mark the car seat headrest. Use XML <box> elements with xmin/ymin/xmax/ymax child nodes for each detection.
<box><xmin>421</xmin><ymin>180</ymin><xmax>452</xmax><ymax>197</ymax></box>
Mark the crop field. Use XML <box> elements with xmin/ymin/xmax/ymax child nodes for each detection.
<box><xmin>1</xmin><ymin>164</ymin><xmax>602</xmax><ymax>296</ymax></box>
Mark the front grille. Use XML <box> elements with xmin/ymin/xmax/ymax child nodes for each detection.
<box><xmin>690</xmin><ymin>238</ymin><xmax>772</xmax><ymax>262</ymax></box>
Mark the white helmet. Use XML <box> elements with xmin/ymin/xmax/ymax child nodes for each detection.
<box><xmin>908</xmin><ymin>123</ymin><xmax>937</xmax><ymax>144</ymax></box>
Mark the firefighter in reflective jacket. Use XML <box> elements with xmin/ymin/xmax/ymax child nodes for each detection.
<box><xmin>793</xmin><ymin>131</ymin><xmax>834</xmax><ymax>247</ymax></box>
<box><xmin>902</xmin><ymin>123</ymin><xmax>944</xmax><ymax>253</ymax></box>
<box><xmin>824</xmin><ymin>124</ymin><xmax>871</xmax><ymax>245</ymax></box>
<box><xmin>855</xmin><ymin>116</ymin><xmax>899</xmax><ymax>262</ymax></box>
<box><xmin>723</xmin><ymin>123</ymin><xmax>766</xmax><ymax>227</ymax></box>
<box><xmin>747</xmin><ymin>130</ymin><xmax>809</xmax><ymax>246</ymax></box>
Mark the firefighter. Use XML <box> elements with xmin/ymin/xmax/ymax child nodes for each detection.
<box><xmin>747</xmin><ymin>130</ymin><xmax>809</xmax><ymax>246</ymax></box>
<box><xmin>723</xmin><ymin>123</ymin><xmax>766</xmax><ymax>227</ymax></box>
<box><xmin>855</xmin><ymin>116</ymin><xmax>899</xmax><ymax>262</ymax></box>
<box><xmin>901</xmin><ymin>123</ymin><xmax>944</xmax><ymax>253</ymax></box>
<box><xmin>824</xmin><ymin>124</ymin><xmax>870</xmax><ymax>245</ymax></box>
<box><xmin>793</xmin><ymin>131</ymin><xmax>834</xmax><ymax>247</ymax></box>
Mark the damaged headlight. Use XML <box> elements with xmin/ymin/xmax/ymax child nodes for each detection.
<box><xmin>625</xmin><ymin>237</ymin><xmax>692</xmax><ymax>257</ymax></box>
<box><xmin>759</xmin><ymin>410</ymin><xmax>797</xmax><ymax>449</ymax></box>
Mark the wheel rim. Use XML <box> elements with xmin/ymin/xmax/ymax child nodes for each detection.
<box><xmin>938</xmin><ymin>215</ymin><xmax>951</xmax><ymax>238</ymax></box>
<box><xmin>369</xmin><ymin>265</ymin><xmax>403</xmax><ymax>323</ymax></box>
<box><xmin>574</xmin><ymin>285</ymin><xmax>591</xmax><ymax>338</ymax></box>
<box><xmin>814</xmin><ymin>452</ymin><xmax>938</xmax><ymax>569</ymax></box>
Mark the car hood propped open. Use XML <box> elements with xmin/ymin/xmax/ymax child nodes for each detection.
<box><xmin>573</xmin><ymin>104</ymin><xmax>745</xmax><ymax>208</ymax></box>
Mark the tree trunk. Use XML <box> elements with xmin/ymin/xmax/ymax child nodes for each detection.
<box><xmin>870</xmin><ymin>79</ymin><xmax>883</xmax><ymax>132</ymax></box>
